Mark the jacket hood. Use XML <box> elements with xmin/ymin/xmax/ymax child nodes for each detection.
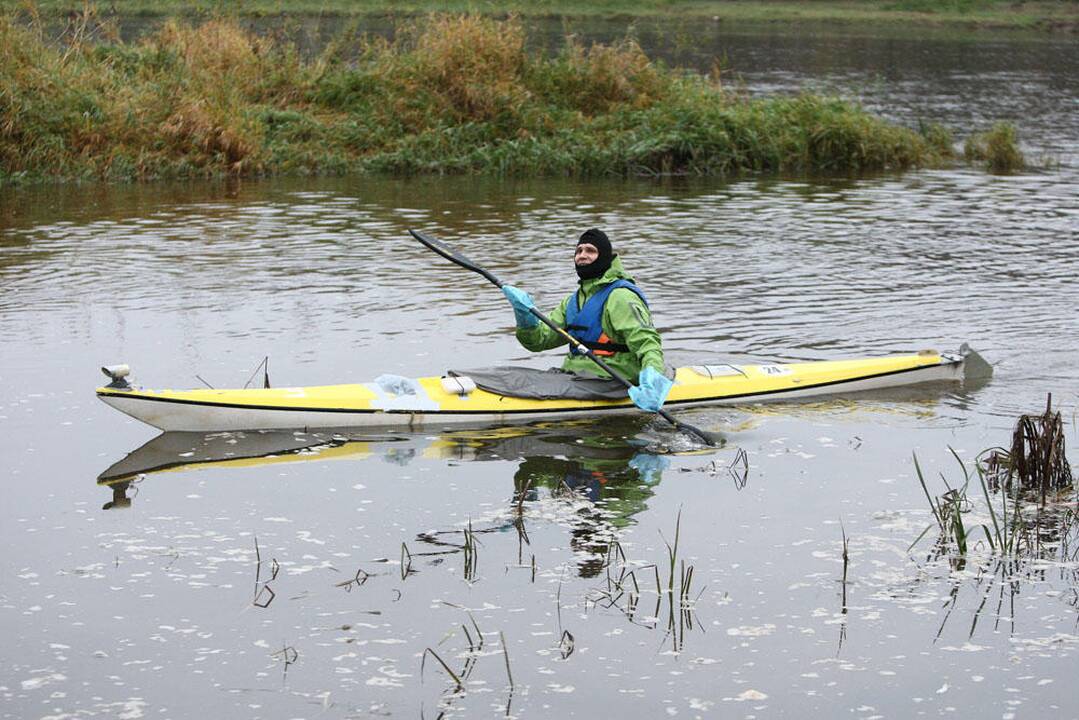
<box><xmin>579</xmin><ymin>255</ymin><xmax>634</xmax><ymax>291</ymax></box>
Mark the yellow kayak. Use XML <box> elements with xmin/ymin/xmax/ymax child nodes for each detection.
<box><xmin>95</xmin><ymin>345</ymin><xmax>989</xmax><ymax>432</ymax></box>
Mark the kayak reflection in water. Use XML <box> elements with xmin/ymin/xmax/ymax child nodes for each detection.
<box><xmin>513</xmin><ymin>441</ymin><xmax>669</xmax><ymax>578</ymax></box>
<box><xmin>102</xmin><ymin>479</ymin><xmax>134</xmax><ymax>509</ymax></box>
<box><xmin>500</xmin><ymin>229</ymin><xmax>675</xmax><ymax>414</ymax></box>
<box><xmin>97</xmin><ymin>427</ymin><xmax>669</xmax><ymax>578</ymax></box>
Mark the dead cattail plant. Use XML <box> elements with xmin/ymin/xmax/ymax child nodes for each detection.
<box><xmin>982</xmin><ymin>393</ymin><xmax>1073</xmax><ymax>503</ymax></box>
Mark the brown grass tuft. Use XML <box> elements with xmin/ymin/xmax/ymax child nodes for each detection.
<box><xmin>406</xmin><ymin>14</ymin><xmax>529</xmax><ymax>122</ymax></box>
<box><xmin>559</xmin><ymin>38</ymin><xmax>664</xmax><ymax>112</ymax></box>
<box><xmin>162</xmin><ymin>100</ymin><xmax>260</xmax><ymax>170</ymax></box>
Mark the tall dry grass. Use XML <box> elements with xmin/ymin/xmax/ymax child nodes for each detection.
<box><xmin>0</xmin><ymin>10</ymin><xmax>991</xmax><ymax>183</ymax></box>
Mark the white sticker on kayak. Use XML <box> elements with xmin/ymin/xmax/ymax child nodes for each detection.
<box><xmin>759</xmin><ymin>365</ymin><xmax>792</xmax><ymax>376</ymax></box>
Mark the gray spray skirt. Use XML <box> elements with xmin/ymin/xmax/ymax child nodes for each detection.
<box><xmin>447</xmin><ymin>367</ymin><xmax>628</xmax><ymax>401</ymax></box>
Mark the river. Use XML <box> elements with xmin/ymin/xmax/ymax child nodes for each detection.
<box><xmin>1</xmin><ymin>20</ymin><xmax>1077</xmax><ymax>720</ymax></box>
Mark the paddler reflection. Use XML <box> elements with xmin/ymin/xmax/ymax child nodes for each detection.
<box><xmin>97</xmin><ymin>424</ymin><xmax>670</xmax><ymax>576</ymax></box>
<box><xmin>513</xmin><ymin>446</ymin><xmax>668</xmax><ymax>577</ymax></box>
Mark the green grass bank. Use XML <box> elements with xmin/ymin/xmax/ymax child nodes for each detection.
<box><xmin>3</xmin><ymin>12</ymin><xmax>1019</xmax><ymax>184</ymax></box>
<box><xmin>23</xmin><ymin>0</ymin><xmax>1079</xmax><ymax>32</ymax></box>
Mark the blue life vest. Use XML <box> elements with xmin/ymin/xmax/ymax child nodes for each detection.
<box><xmin>564</xmin><ymin>279</ymin><xmax>649</xmax><ymax>357</ymax></box>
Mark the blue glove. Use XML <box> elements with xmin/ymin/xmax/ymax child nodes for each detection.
<box><xmin>501</xmin><ymin>285</ymin><xmax>539</xmax><ymax>329</ymax></box>
<box><xmin>628</xmin><ymin>366</ymin><xmax>674</xmax><ymax>413</ymax></box>
<box><xmin>628</xmin><ymin>452</ymin><xmax>670</xmax><ymax>484</ymax></box>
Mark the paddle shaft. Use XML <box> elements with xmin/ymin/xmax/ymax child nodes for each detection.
<box><xmin>408</xmin><ymin>230</ymin><xmax>717</xmax><ymax>445</ymax></box>
<box><xmin>528</xmin><ymin>312</ymin><xmax>709</xmax><ymax>440</ymax></box>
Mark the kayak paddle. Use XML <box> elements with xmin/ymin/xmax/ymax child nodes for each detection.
<box><xmin>408</xmin><ymin>229</ymin><xmax>723</xmax><ymax>447</ymax></box>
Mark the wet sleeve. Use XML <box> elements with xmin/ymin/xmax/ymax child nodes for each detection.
<box><xmin>605</xmin><ymin>289</ymin><xmax>665</xmax><ymax>375</ymax></box>
<box><xmin>515</xmin><ymin>295</ymin><xmax>571</xmax><ymax>352</ymax></box>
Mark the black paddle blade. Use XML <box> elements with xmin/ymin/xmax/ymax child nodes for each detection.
<box><xmin>409</xmin><ymin>229</ymin><xmax>503</xmax><ymax>288</ymax></box>
<box><xmin>662</xmin><ymin>411</ymin><xmax>725</xmax><ymax>447</ymax></box>
<box><xmin>682</xmin><ymin>425</ymin><xmax>726</xmax><ymax>448</ymax></box>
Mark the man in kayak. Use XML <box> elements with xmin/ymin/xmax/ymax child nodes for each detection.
<box><xmin>500</xmin><ymin>228</ymin><xmax>674</xmax><ymax>413</ymax></box>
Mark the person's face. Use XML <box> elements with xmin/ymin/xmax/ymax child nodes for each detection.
<box><xmin>574</xmin><ymin>243</ymin><xmax>599</xmax><ymax>266</ymax></box>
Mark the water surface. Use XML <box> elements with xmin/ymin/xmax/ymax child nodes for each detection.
<box><xmin>2</xmin><ymin>23</ymin><xmax>1078</xmax><ymax>720</ymax></box>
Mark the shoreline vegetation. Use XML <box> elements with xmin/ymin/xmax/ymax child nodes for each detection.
<box><xmin>23</xmin><ymin>1</ymin><xmax>1079</xmax><ymax>33</ymax></box>
<box><xmin>1</xmin><ymin>8</ymin><xmax>1025</xmax><ymax>184</ymax></box>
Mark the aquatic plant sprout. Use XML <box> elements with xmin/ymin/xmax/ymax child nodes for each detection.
<box><xmin>911</xmin><ymin>446</ymin><xmax>1074</xmax><ymax>561</ymax></box>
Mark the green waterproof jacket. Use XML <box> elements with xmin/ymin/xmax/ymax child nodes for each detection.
<box><xmin>515</xmin><ymin>256</ymin><xmax>665</xmax><ymax>380</ymax></box>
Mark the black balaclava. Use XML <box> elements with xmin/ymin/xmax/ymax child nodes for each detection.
<box><xmin>575</xmin><ymin>228</ymin><xmax>614</xmax><ymax>281</ymax></box>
